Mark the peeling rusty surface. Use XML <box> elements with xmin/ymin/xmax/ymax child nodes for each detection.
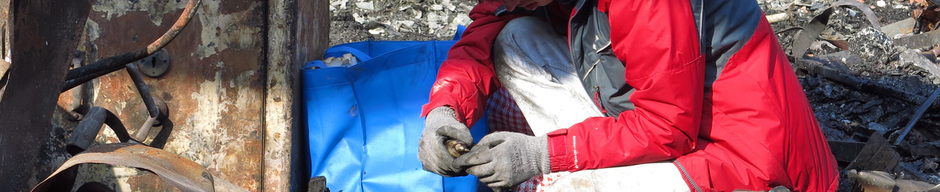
<box><xmin>63</xmin><ymin>0</ymin><xmax>200</xmax><ymax>91</ymax></box>
<box><xmin>265</xmin><ymin>0</ymin><xmax>295</xmax><ymax>191</ymax></box>
<box><xmin>46</xmin><ymin>0</ymin><xmax>267</xmax><ymax>191</ymax></box>
<box><xmin>265</xmin><ymin>0</ymin><xmax>329</xmax><ymax>190</ymax></box>
<box><xmin>24</xmin><ymin>0</ymin><xmax>322</xmax><ymax>190</ymax></box>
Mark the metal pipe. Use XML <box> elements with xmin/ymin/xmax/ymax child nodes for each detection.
<box><xmin>61</xmin><ymin>0</ymin><xmax>201</xmax><ymax>92</ymax></box>
<box><xmin>67</xmin><ymin>107</ymin><xmax>107</xmax><ymax>155</ymax></box>
<box><xmin>126</xmin><ymin>63</ymin><xmax>162</xmax><ymax>141</ymax></box>
<box><xmin>66</xmin><ymin>107</ymin><xmax>138</xmax><ymax>155</ymax></box>
<box><xmin>126</xmin><ymin>64</ymin><xmax>160</xmax><ymax>118</ymax></box>
<box><xmin>894</xmin><ymin>87</ymin><xmax>940</xmax><ymax>145</ymax></box>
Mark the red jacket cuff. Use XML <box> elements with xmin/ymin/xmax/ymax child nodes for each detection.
<box><xmin>547</xmin><ymin>129</ymin><xmax>571</xmax><ymax>172</ymax></box>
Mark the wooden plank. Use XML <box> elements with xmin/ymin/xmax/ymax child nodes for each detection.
<box><xmin>846</xmin><ymin>133</ymin><xmax>901</xmax><ymax>172</ymax></box>
<box><xmin>828</xmin><ymin>140</ymin><xmax>866</xmax><ymax>163</ymax></box>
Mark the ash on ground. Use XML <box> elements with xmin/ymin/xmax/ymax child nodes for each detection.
<box><xmin>328</xmin><ymin>0</ymin><xmax>474</xmax><ymax>45</ymax></box>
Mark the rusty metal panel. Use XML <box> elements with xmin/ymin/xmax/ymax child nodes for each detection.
<box><xmin>48</xmin><ymin>0</ymin><xmax>267</xmax><ymax>191</ymax></box>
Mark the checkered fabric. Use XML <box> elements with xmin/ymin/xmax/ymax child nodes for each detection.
<box><xmin>515</xmin><ymin>172</ymin><xmax>569</xmax><ymax>192</ymax></box>
<box><xmin>486</xmin><ymin>87</ymin><xmax>568</xmax><ymax>192</ymax></box>
<box><xmin>485</xmin><ymin>87</ymin><xmax>533</xmax><ymax>135</ymax></box>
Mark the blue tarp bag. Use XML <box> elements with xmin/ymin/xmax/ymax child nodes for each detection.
<box><xmin>302</xmin><ymin>27</ymin><xmax>484</xmax><ymax>192</ymax></box>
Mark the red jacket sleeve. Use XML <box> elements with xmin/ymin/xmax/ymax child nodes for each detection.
<box><xmin>547</xmin><ymin>0</ymin><xmax>705</xmax><ymax>172</ymax></box>
<box><xmin>421</xmin><ymin>0</ymin><xmax>525</xmax><ymax>127</ymax></box>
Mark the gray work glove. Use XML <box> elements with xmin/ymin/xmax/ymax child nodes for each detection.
<box><xmin>455</xmin><ymin>132</ymin><xmax>550</xmax><ymax>191</ymax></box>
<box><xmin>419</xmin><ymin>106</ymin><xmax>475</xmax><ymax>176</ymax></box>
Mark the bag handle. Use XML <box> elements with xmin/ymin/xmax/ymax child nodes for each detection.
<box><xmin>304</xmin><ymin>43</ymin><xmax>374</xmax><ymax>69</ymax></box>
<box><xmin>325</xmin><ymin>45</ymin><xmax>372</xmax><ymax>61</ymax></box>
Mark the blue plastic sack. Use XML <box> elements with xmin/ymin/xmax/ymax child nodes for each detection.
<box><xmin>302</xmin><ymin>31</ymin><xmax>484</xmax><ymax>191</ymax></box>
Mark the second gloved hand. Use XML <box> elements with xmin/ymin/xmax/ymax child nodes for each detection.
<box><xmin>455</xmin><ymin>132</ymin><xmax>549</xmax><ymax>190</ymax></box>
<box><xmin>419</xmin><ymin>106</ymin><xmax>475</xmax><ymax>176</ymax></box>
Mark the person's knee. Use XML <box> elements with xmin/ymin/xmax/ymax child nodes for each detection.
<box><xmin>495</xmin><ymin>17</ymin><xmax>555</xmax><ymax>50</ymax></box>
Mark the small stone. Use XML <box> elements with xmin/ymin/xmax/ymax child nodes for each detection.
<box><xmin>368</xmin><ymin>28</ymin><xmax>385</xmax><ymax>35</ymax></box>
<box><xmin>876</xmin><ymin>0</ymin><xmax>886</xmax><ymax>7</ymax></box>
<box><xmin>354</xmin><ymin>14</ymin><xmax>369</xmax><ymax>25</ymax></box>
<box><xmin>356</xmin><ymin>2</ymin><xmax>374</xmax><ymax>11</ymax></box>
<box><xmin>397</xmin><ymin>20</ymin><xmax>415</xmax><ymax>28</ymax></box>
<box><xmin>867</xmin><ymin>122</ymin><xmax>889</xmax><ymax>135</ymax></box>
<box><xmin>409</xmin><ymin>9</ymin><xmax>423</xmax><ymax>19</ymax></box>
<box><xmin>331</xmin><ymin>0</ymin><xmax>347</xmax><ymax>10</ymax></box>
<box><xmin>427</xmin><ymin>12</ymin><xmax>443</xmax><ymax>34</ymax></box>
<box><xmin>923</xmin><ymin>159</ymin><xmax>938</xmax><ymax>170</ymax></box>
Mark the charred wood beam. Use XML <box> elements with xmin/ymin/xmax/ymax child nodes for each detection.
<box><xmin>828</xmin><ymin>140</ymin><xmax>866</xmax><ymax>163</ymax></box>
<box><xmin>895</xmin><ymin>27</ymin><xmax>940</xmax><ymax>49</ymax></box>
<box><xmin>846</xmin><ymin>133</ymin><xmax>900</xmax><ymax>172</ymax></box>
<box><xmin>794</xmin><ymin>54</ymin><xmax>940</xmax><ymax>110</ymax></box>
<box><xmin>0</xmin><ymin>0</ymin><xmax>91</xmax><ymax>191</ymax></box>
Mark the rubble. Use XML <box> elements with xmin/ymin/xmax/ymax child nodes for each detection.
<box><xmin>898</xmin><ymin>49</ymin><xmax>940</xmax><ymax>84</ymax></box>
<box><xmin>329</xmin><ymin>0</ymin><xmax>475</xmax><ymax>45</ymax></box>
<box><xmin>330</xmin><ymin>0</ymin><xmax>940</xmax><ymax>191</ymax></box>
<box><xmin>772</xmin><ymin>0</ymin><xmax>940</xmax><ymax>190</ymax></box>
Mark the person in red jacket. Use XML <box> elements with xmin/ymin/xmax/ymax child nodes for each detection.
<box><xmin>417</xmin><ymin>0</ymin><xmax>840</xmax><ymax>191</ymax></box>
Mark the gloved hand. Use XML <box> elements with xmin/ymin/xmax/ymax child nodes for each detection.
<box><xmin>419</xmin><ymin>106</ymin><xmax>475</xmax><ymax>176</ymax></box>
<box><xmin>455</xmin><ymin>132</ymin><xmax>549</xmax><ymax>191</ymax></box>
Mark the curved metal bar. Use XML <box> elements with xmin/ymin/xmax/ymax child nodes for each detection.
<box><xmin>61</xmin><ymin>0</ymin><xmax>201</xmax><ymax>92</ymax></box>
<box><xmin>32</xmin><ymin>143</ymin><xmax>220</xmax><ymax>192</ymax></box>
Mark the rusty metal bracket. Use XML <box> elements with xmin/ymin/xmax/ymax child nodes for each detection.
<box><xmin>125</xmin><ymin>64</ymin><xmax>167</xmax><ymax>140</ymax></box>
<box><xmin>61</xmin><ymin>0</ymin><xmax>200</xmax><ymax>92</ymax></box>
<box><xmin>67</xmin><ymin>63</ymin><xmax>171</xmax><ymax>153</ymax></box>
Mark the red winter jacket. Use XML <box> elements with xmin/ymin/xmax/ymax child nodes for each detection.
<box><xmin>422</xmin><ymin>0</ymin><xmax>839</xmax><ymax>191</ymax></box>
